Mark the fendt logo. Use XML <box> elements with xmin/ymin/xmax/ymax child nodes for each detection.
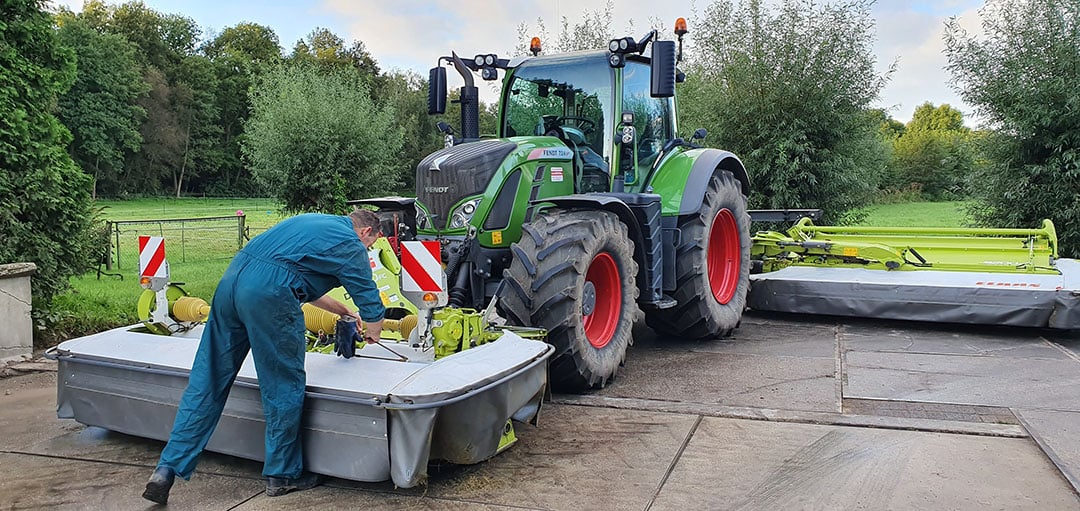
<box><xmin>425</xmin><ymin>186</ymin><xmax>451</xmax><ymax>193</ymax></box>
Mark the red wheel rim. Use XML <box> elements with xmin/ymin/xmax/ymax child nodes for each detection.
<box><xmin>583</xmin><ymin>252</ymin><xmax>621</xmax><ymax>348</ymax></box>
<box><xmin>708</xmin><ymin>208</ymin><xmax>740</xmax><ymax>304</ymax></box>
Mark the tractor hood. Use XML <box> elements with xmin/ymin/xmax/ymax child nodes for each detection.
<box><xmin>416</xmin><ymin>139</ymin><xmax>518</xmax><ymax>227</ymax></box>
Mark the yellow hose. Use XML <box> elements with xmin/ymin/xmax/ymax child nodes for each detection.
<box><xmin>172</xmin><ymin>296</ymin><xmax>210</xmax><ymax>322</ymax></box>
<box><xmin>301</xmin><ymin>303</ymin><xmax>417</xmax><ymax>339</ymax></box>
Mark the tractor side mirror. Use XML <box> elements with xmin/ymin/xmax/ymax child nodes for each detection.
<box><xmin>650</xmin><ymin>40</ymin><xmax>676</xmax><ymax>98</ymax></box>
<box><xmin>428</xmin><ymin>67</ymin><xmax>447</xmax><ymax>115</ymax></box>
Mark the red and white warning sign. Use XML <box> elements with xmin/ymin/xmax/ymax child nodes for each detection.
<box><xmin>400</xmin><ymin>240</ymin><xmax>443</xmax><ymax>293</ymax></box>
<box><xmin>138</xmin><ymin>236</ymin><xmax>168</xmax><ymax>278</ymax></box>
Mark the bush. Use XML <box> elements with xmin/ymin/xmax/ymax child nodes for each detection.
<box><xmin>946</xmin><ymin>0</ymin><xmax>1080</xmax><ymax>256</ymax></box>
<box><xmin>243</xmin><ymin>64</ymin><xmax>404</xmax><ymax>214</ymax></box>
<box><xmin>0</xmin><ymin>0</ymin><xmax>95</xmax><ymax>312</ymax></box>
<box><xmin>681</xmin><ymin>0</ymin><xmax>891</xmax><ymax>223</ymax></box>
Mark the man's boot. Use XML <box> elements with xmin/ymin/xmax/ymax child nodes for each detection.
<box><xmin>266</xmin><ymin>472</ymin><xmax>322</xmax><ymax>497</ymax></box>
<box><xmin>142</xmin><ymin>466</ymin><xmax>176</xmax><ymax>505</ymax></box>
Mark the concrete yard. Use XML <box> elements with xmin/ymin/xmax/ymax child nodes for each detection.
<box><xmin>1</xmin><ymin>311</ymin><xmax>1079</xmax><ymax>510</ymax></box>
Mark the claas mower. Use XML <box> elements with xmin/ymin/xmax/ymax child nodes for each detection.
<box><xmin>49</xmin><ymin>234</ymin><xmax>552</xmax><ymax>488</ymax></box>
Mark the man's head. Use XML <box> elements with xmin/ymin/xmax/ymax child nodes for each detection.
<box><xmin>349</xmin><ymin>209</ymin><xmax>382</xmax><ymax>249</ymax></box>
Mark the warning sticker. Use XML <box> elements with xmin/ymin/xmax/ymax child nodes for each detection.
<box><xmin>492</xmin><ymin>231</ymin><xmax>503</xmax><ymax>244</ymax></box>
<box><xmin>551</xmin><ymin>167</ymin><xmax>564</xmax><ymax>182</ymax></box>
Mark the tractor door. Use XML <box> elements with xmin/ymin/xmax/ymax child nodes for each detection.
<box><xmin>620</xmin><ymin>61</ymin><xmax>676</xmax><ymax>190</ymax></box>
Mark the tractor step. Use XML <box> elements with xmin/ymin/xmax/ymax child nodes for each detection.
<box><xmin>748</xmin><ymin>258</ymin><xmax>1080</xmax><ymax>329</ymax></box>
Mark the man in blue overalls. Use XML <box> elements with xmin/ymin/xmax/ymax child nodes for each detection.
<box><xmin>142</xmin><ymin>209</ymin><xmax>387</xmax><ymax>505</ymax></box>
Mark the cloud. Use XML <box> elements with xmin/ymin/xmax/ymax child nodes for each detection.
<box><xmin>873</xmin><ymin>2</ymin><xmax>983</xmax><ymax>124</ymax></box>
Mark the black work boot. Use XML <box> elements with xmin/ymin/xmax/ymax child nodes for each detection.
<box><xmin>142</xmin><ymin>466</ymin><xmax>176</xmax><ymax>505</ymax></box>
<box><xmin>266</xmin><ymin>472</ymin><xmax>322</xmax><ymax>497</ymax></box>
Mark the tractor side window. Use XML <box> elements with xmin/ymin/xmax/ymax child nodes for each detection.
<box><xmin>504</xmin><ymin>80</ymin><xmax>563</xmax><ymax>142</ymax></box>
<box><xmin>622</xmin><ymin>62</ymin><xmax>674</xmax><ymax>169</ymax></box>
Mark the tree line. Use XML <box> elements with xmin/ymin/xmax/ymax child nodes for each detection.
<box><xmin>2</xmin><ymin>0</ymin><xmax>1077</xmax><ymax>320</ymax></box>
<box><xmin>50</xmin><ymin>0</ymin><xmax>449</xmax><ymax>201</ymax></box>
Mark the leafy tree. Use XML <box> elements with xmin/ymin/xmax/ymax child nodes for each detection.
<box><xmin>201</xmin><ymin>23</ymin><xmax>281</xmax><ymax>195</ymax></box>
<box><xmin>377</xmin><ymin>71</ymin><xmax>447</xmax><ymax>192</ymax></box>
<box><xmin>0</xmin><ymin>0</ymin><xmax>94</xmax><ymax>305</ymax></box>
<box><xmin>106</xmin><ymin>1</ymin><xmax>199</xmax><ymax>77</ymax></box>
<box><xmin>128</xmin><ymin>67</ymin><xmax>183</xmax><ymax>195</ymax></box>
<box><xmin>201</xmin><ymin>22</ymin><xmax>281</xmax><ymax>63</ymax></box>
<box><xmin>945</xmin><ymin>0</ymin><xmax>1080</xmax><ymax>256</ymax></box>
<box><xmin>54</xmin><ymin>16</ymin><xmax>148</xmax><ymax>198</ymax></box>
<box><xmin>681</xmin><ymin>0</ymin><xmax>891</xmax><ymax>223</ymax></box>
<box><xmin>889</xmin><ymin>102</ymin><xmax>977</xmax><ymax>199</ymax></box>
<box><xmin>171</xmin><ymin>54</ymin><xmax>222</xmax><ymax>197</ymax></box>
<box><xmin>244</xmin><ymin>64</ymin><xmax>403</xmax><ymax>213</ymax></box>
<box><xmin>288</xmin><ymin>28</ymin><xmax>380</xmax><ymax>79</ymax></box>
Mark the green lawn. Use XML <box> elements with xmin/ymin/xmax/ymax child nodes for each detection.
<box><xmin>96</xmin><ymin>197</ymin><xmax>287</xmax><ymax>229</ymax></box>
<box><xmin>44</xmin><ymin>198</ymin><xmax>971</xmax><ymax>347</ymax></box>
<box><xmin>854</xmin><ymin>201</ymin><xmax>972</xmax><ymax>228</ymax></box>
<box><xmin>44</xmin><ymin>198</ymin><xmax>288</xmax><ymax>346</ymax></box>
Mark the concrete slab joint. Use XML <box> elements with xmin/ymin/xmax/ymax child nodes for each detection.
<box><xmin>0</xmin><ymin>262</ymin><xmax>36</xmax><ymax>364</ymax></box>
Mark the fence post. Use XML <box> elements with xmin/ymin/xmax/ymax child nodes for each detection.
<box><xmin>105</xmin><ymin>221</ymin><xmax>115</xmax><ymax>270</ymax></box>
<box><xmin>237</xmin><ymin>213</ymin><xmax>246</xmax><ymax>249</ymax></box>
<box><xmin>115</xmin><ymin>222</ymin><xmax>122</xmax><ymax>269</ymax></box>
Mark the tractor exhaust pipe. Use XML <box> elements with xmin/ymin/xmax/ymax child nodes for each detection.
<box><xmin>450</xmin><ymin>52</ymin><xmax>480</xmax><ymax>140</ymax></box>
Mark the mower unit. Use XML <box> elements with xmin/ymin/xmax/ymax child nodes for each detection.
<box><xmin>749</xmin><ymin>219</ymin><xmax>1080</xmax><ymax>328</ymax></box>
<box><xmin>51</xmin><ymin>239</ymin><xmax>552</xmax><ymax>487</ymax></box>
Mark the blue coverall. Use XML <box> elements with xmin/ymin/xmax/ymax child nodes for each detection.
<box><xmin>155</xmin><ymin>213</ymin><xmax>386</xmax><ymax>480</ymax></box>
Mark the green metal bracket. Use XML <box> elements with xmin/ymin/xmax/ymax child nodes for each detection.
<box><xmin>752</xmin><ymin>218</ymin><xmax>1061</xmax><ymax>274</ymax></box>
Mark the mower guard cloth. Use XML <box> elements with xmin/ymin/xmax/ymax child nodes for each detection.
<box><xmin>52</xmin><ymin>326</ymin><xmax>552</xmax><ymax>488</ymax></box>
<box><xmin>748</xmin><ymin>258</ymin><xmax>1080</xmax><ymax>329</ymax></box>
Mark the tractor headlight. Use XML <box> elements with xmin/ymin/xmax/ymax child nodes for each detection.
<box><xmin>416</xmin><ymin>204</ymin><xmax>431</xmax><ymax>229</ymax></box>
<box><xmin>449</xmin><ymin>198</ymin><xmax>481</xmax><ymax>229</ymax></box>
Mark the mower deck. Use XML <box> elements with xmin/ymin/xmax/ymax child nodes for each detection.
<box><xmin>50</xmin><ymin>325</ymin><xmax>552</xmax><ymax>487</ymax></box>
<box><xmin>748</xmin><ymin>258</ymin><xmax>1080</xmax><ymax>329</ymax></box>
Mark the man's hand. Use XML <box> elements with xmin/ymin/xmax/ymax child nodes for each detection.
<box><xmin>363</xmin><ymin>319</ymin><xmax>384</xmax><ymax>344</ymax></box>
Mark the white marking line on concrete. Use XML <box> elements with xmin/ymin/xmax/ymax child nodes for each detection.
<box><xmin>552</xmin><ymin>395</ymin><xmax>1029</xmax><ymax>438</ymax></box>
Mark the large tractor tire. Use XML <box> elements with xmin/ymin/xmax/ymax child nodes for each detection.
<box><xmin>646</xmin><ymin>170</ymin><xmax>751</xmax><ymax>339</ymax></box>
<box><xmin>499</xmin><ymin>210</ymin><xmax>639</xmax><ymax>392</ymax></box>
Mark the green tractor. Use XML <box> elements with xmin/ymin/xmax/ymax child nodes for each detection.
<box><xmin>355</xmin><ymin>22</ymin><xmax>752</xmax><ymax>391</ymax></box>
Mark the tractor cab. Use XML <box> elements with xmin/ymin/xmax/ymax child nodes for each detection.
<box><xmin>501</xmin><ymin>53</ymin><xmax>615</xmax><ymax>193</ymax></box>
<box><xmin>500</xmin><ymin>52</ymin><xmax>677</xmax><ymax>193</ymax></box>
<box><xmin>428</xmin><ymin>30</ymin><xmax>679</xmax><ymax>195</ymax></box>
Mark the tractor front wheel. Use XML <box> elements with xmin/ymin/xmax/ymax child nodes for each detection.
<box><xmin>645</xmin><ymin>170</ymin><xmax>751</xmax><ymax>339</ymax></box>
<box><xmin>500</xmin><ymin>210</ymin><xmax>638</xmax><ymax>391</ymax></box>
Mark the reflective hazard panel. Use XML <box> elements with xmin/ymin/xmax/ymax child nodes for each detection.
<box><xmin>138</xmin><ymin>236</ymin><xmax>168</xmax><ymax>278</ymax></box>
<box><xmin>400</xmin><ymin>241</ymin><xmax>443</xmax><ymax>293</ymax></box>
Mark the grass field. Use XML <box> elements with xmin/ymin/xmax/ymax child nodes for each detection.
<box><xmin>43</xmin><ymin>199</ymin><xmax>971</xmax><ymax>346</ymax></box>
<box><xmin>853</xmin><ymin>201</ymin><xmax>973</xmax><ymax>228</ymax></box>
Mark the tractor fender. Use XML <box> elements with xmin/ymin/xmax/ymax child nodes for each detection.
<box><xmin>534</xmin><ymin>195</ymin><xmax>646</xmax><ymax>252</ymax></box>
<box><xmin>670</xmin><ymin>149</ymin><xmax>750</xmax><ymax>216</ymax></box>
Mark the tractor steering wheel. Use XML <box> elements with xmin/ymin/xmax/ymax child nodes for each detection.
<box><xmin>555</xmin><ymin>116</ymin><xmax>596</xmax><ymax>134</ymax></box>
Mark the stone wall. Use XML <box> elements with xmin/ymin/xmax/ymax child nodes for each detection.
<box><xmin>0</xmin><ymin>263</ymin><xmax>36</xmax><ymax>363</ymax></box>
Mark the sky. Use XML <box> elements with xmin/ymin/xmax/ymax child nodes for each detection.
<box><xmin>50</xmin><ymin>0</ymin><xmax>987</xmax><ymax>124</ymax></box>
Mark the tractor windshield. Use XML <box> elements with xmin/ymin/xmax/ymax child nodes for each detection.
<box><xmin>502</xmin><ymin>53</ymin><xmax>613</xmax><ymax>161</ymax></box>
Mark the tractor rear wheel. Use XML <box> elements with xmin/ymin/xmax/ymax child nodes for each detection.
<box><xmin>646</xmin><ymin>170</ymin><xmax>750</xmax><ymax>339</ymax></box>
<box><xmin>500</xmin><ymin>210</ymin><xmax>639</xmax><ymax>391</ymax></box>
